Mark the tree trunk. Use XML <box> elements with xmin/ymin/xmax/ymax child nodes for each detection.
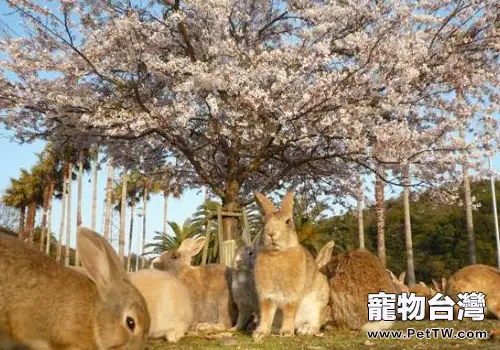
<box><xmin>375</xmin><ymin>165</ymin><xmax>386</xmax><ymax>267</ymax></box>
<box><xmin>140</xmin><ymin>184</ymin><xmax>149</xmax><ymax>269</ymax></box>
<box><xmin>403</xmin><ymin>164</ymin><xmax>416</xmax><ymax>288</ymax></box>
<box><xmin>127</xmin><ymin>200</ymin><xmax>136</xmax><ymax>272</ymax></box>
<box><xmin>65</xmin><ymin>162</ymin><xmax>73</xmax><ymax>267</ymax></box>
<box><xmin>119</xmin><ymin>171</ymin><xmax>128</xmax><ymax>263</ymax></box>
<box><xmin>75</xmin><ymin>150</ymin><xmax>84</xmax><ymax>266</ymax></box>
<box><xmin>26</xmin><ymin>201</ymin><xmax>36</xmax><ymax>244</ymax></box>
<box><xmin>163</xmin><ymin>189</ymin><xmax>169</xmax><ymax>234</ymax></box>
<box><xmin>463</xmin><ymin>164</ymin><xmax>476</xmax><ymax>264</ymax></box>
<box><xmin>18</xmin><ymin>205</ymin><xmax>26</xmax><ymax>239</ymax></box>
<box><xmin>456</xmin><ymin>89</ymin><xmax>476</xmax><ymax>264</ymax></box>
<box><xmin>103</xmin><ymin>159</ymin><xmax>115</xmax><ymax>241</ymax></box>
<box><xmin>221</xmin><ymin>180</ymin><xmax>240</xmax><ymax>268</ymax></box>
<box><xmin>45</xmin><ymin>182</ymin><xmax>54</xmax><ymax>256</ymax></box>
<box><xmin>357</xmin><ymin>175</ymin><xmax>365</xmax><ymax>249</ymax></box>
<box><xmin>91</xmin><ymin>145</ymin><xmax>99</xmax><ymax>231</ymax></box>
<box><xmin>56</xmin><ymin>165</ymin><xmax>68</xmax><ymax>263</ymax></box>
<box><xmin>39</xmin><ymin>185</ymin><xmax>50</xmax><ymax>251</ymax></box>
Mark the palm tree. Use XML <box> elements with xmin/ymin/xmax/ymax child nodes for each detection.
<box><xmin>375</xmin><ymin>164</ymin><xmax>387</xmax><ymax>267</ymax></box>
<box><xmin>403</xmin><ymin>163</ymin><xmax>416</xmax><ymax>288</ymax></box>
<box><xmin>126</xmin><ymin>174</ymin><xmax>141</xmax><ymax>272</ymax></box>
<box><xmin>159</xmin><ymin>180</ymin><xmax>183</xmax><ymax>237</ymax></box>
<box><xmin>91</xmin><ymin>144</ymin><xmax>100</xmax><ymax>231</ymax></box>
<box><xmin>103</xmin><ymin>157</ymin><xmax>115</xmax><ymax>241</ymax></box>
<box><xmin>56</xmin><ymin>162</ymin><xmax>69</xmax><ymax>263</ymax></box>
<box><xmin>17</xmin><ymin>169</ymin><xmax>43</xmax><ymax>243</ymax></box>
<box><xmin>356</xmin><ymin>174</ymin><xmax>365</xmax><ymax>249</ymax></box>
<box><xmin>31</xmin><ymin>148</ymin><xmax>60</xmax><ymax>252</ymax></box>
<box><xmin>135</xmin><ymin>175</ymin><xmax>161</xmax><ymax>268</ymax></box>
<box><xmin>2</xmin><ymin>177</ymin><xmax>29</xmax><ymax>238</ymax></box>
<box><xmin>75</xmin><ymin>148</ymin><xmax>93</xmax><ymax>266</ymax></box>
<box><xmin>117</xmin><ymin>169</ymin><xmax>128</xmax><ymax>263</ymax></box>
<box><xmin>144</xmin><ymin>219</ymin><xmax>201</xmax><ymax>257</ymax></box>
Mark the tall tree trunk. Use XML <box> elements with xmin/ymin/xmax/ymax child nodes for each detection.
<box><xmin>103</xmin><ymin>159</ymin><xmax>115</xmax><ymax>241</ymax></box>
<box><xmin>357</xmin><ymin>175</ymin><xmax>365</xmax><ymax>249</ymax></box>
<box><xmin>75</xmin><ymin>150</ymin><xmax>84</xmax><ymax>266</ymax></box>
<box><xmin>26</xmin><ymin>201</ymin><xmax>36</xmax><ymax>243</ymax></box>
<box><xmin>463</xmin><ymin>164</ymin><xmax>476</xmax><ymax>264</ymax></box>
<box><xmin>140</xmin><ymin>184</ymin><xmax>149</xmax><ymax>269</ymax></box>
<box><xmin>457</xmin><ymin>88</ymin><xmax>476</xmax><ymax>264</ymax></box>
<box><xmin>65</xmin><ymin>162</ymin><xmax>73</xmax><ymax>266</ymax></box>
<box><xmin>127</xmin><ymin>200</ymin><xmax>136</xmax><ymax>272</ymax></box>
<box><xmin>91</xmin><ymin>145</ymin><xmax>99</xmax><ymax>231</ymax></box>
<box><xmin>45</xmin><ymin>182</ymin><xmax>54</xmax><ymax>256</ymax></box>
<box><xmin>403</xmin><ymin>164</ymin><xmax>416</xmax><ymax>288</ymax></box>
<box><xmin>39</xmin><ymin>185</ymin><xmax>50</xmax><ymax>251</ymax></box>
<box><xmin>163</xmin><ymin>189</ymin><xmax>169</xmax><ymax>235</ymax></box>
<box><xmin>56</xmin><ymin>165</ymin><xmax>68</xmax><ymax>263</ymax></box>
<box><xmin>119</xmin><ymin>171</ymin><xmax>128</xmax><ymax>263</ymax></box>
<box><xmin>375</xmin><ymin>165</ymin><xmax>386</xmax><ymax>267</ymax></box>
<box><xmin>220</xmin><ymin>180</ymin><xmax>240</xmax><ymax>268</ymax></box>
<box><xmin>18</xmin><ymin>205</ymin><xmax>26</xmax><ymax>238</ymax></box>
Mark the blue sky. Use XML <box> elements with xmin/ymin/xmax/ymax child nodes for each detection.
<box><xmin>0</xmin><ymin>128</ymin><xmax>206</xmax><ymax>255</ymax></box>
<box><xmin>1</xmin><ymin>1</ymin><xmax>499</xmax><ymax>257</ymax></box>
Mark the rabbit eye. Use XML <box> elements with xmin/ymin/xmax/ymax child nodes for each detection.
<box><xmin>249</xmin><ymin>251</ymin><xmax>253</xmax><ymax>256</ymax></box>
<box><xmin>286</xmin><ymin>218</ymin><xmax>292</xmax><ymax>226</ymax></box>
<box><xmin>126</xmin><ymin>316</ymin><xmax>136</xmax><ymax>331</ymax></box>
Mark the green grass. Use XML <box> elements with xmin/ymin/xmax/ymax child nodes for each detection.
<box><xmin>146</xmin><ymin>319</ymin><xmax>500</xmax><ymax>350</ymax></box>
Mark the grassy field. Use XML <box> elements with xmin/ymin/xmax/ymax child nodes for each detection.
<box><xmin>146</xmin><ymin>319</ymin><xmax>500</xmax><ymax>350</ymax></box>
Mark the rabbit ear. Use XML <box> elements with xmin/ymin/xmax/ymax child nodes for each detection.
<box><xmin>77</xmin><ymin>227</ymin><xmax>126</xmax><ymax>292</ymax></box>
<box><xmin>190</xmin><ymin>237</ymin><xmax>206</xmax><ymax>256</ymax></box>
<box><xmin>316</xmin><ymin>241</ymin><xmax>335</xmax><ymax>268</ymax></box>
<box><xmin>399</xmin><ymin>271</ymin><xmax>406</xmax><ymax>283</ymax></box>
<box><xmin>178</xmin><ymin>237</ymin><xmax>206</xmax><ymax>257</ymax></box>
<box><xmin>280</xmin><ymin>191</ymin><xmax>294</xmax><ymax>217</ymax></box>
<box><xmin>254</xmin><ymin>192</ymin><xmax>276</xmax><ymax>216</ymax></box>
<box><xmin>251</xmin><ymin>230</ymin><xmax>262</xmax><ymax>245</ymax></box>
<box><xmin>431</xmin><ymin>279</ymin><xmax>440</xmax><ymax>292</ymax></box>
<box><xmin>386</xmin><ymin>269</ymin><xmax>397</xmax><ymax>282</ymax></box>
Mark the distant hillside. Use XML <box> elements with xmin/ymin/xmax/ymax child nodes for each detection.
<box><xmin>316</xmin><ymin>179</ymin><xmax>500</xmax><ymax>283</ymax></box>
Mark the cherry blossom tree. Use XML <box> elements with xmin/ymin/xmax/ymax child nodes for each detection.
<box><xmin>1</xmin><ymin>0</ymin><xmax>498</xmax><ymax>265</ymax></box>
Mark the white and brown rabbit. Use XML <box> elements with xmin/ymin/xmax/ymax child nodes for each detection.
<box><xmin>251</xmin><ymin>191</ymin><xmax>330</xmax><ymax>342</ymax></box>
<box><xmin>128</xmin><ymin>269</ymin><xmax>194</xmax><ymax>342</ymax></box>
<box><xmin>0</xmin><ymin>227</ymin><xmax>150</xmax><ymax>350</ymax></box>
<box><xmin>151</xmin><ymin>237</ymin><xmax>238</xmax><ymax>331</ymax></box>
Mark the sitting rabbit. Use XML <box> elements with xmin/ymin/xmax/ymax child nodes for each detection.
<box><xmin>0</xmin><ymin>227</ymin><xmax>150</xmax><ymax>350</ymax></box>
<box><xmin>251</xmin><ymin>191</ymin><xmax>330</xmax><ymax>342</ymax></box>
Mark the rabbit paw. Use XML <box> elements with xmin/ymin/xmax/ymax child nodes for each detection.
<box><xmin>296</xmin><ymin>323</ymin><xmax>319</xmax><ymax>336</ymax></box>
<box><xmin>279</xmin><ymin>327</ymin><xmax>295</xmax><ymax>337</ymax></box>
<box><xmin>252</xmin><ymin>329</ymin><xmax>269</xmax><ymax>343</ymax></box>
<box><xmin>166</xmin><ymin>330</ymin><xmax>184</xmax><ymax>343</ymax></box>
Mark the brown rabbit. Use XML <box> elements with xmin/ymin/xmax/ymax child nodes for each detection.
<box><xmin>446</xmin><ymin>264</ymin><xmax>500</xmax><ymax>319</ymax></box>
<box><xmin>151</xmin><ymin>237</ymin><xmax>238</xmax><ymax>331</ymax></box>
<box><xmin>317</xmin><ymin>248</ymin><xmax>396</xmax><ymax>331</ymax></box>
<box><xmin>251</xmin><ymin>191</ymin><xmax>330</xmax><ymax>342</ymax></box>
<box><xmin>67</xmin><ymin>266</ymin><xmax>193</xmax><ymax>342</ymax></box>
<box><xmin>0</xmin><ymin>227</ymin><xmax>150</xmax><ymax>350</ymax></box>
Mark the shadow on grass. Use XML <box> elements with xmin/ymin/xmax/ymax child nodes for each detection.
<box><xmin>146</xmin><ymin>319</ymin><xmax>500</xmax><ymax>350</ymax></box>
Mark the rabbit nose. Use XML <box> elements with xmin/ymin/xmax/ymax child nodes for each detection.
<box><xmin>266</xmin><ymin>230</ymin><xmax>277</xmax><ymax>238</ymax></box>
